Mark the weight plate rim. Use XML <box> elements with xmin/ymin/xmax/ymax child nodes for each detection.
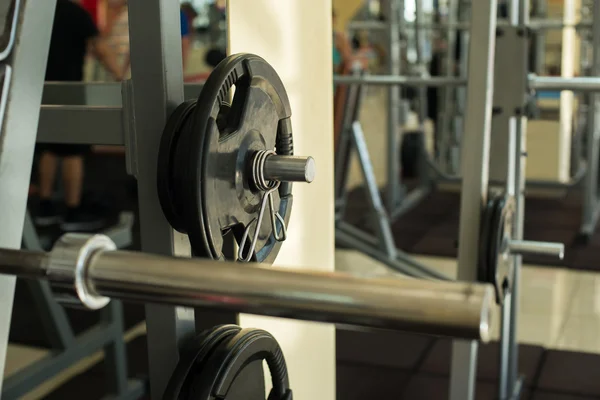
<box><xmin>163</xmin><ymin>324</ymin><xmax>241</xmax><ymax>400</ymax></box>
<box><xmin>157</xmin><ymin>99</ymin><xmax>198</xmax><ymax>233</ymax></box>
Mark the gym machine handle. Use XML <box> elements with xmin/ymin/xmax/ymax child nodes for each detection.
<box><xmin>0</xmin><ymin>233</ymin><xmax>496</xmax><ymax>342</ymax></box>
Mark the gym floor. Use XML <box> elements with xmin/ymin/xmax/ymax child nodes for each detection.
<box><xmin>4</xmin><ymin>46</ymin><xmax>600</xmax><ymax>398</ymax></box>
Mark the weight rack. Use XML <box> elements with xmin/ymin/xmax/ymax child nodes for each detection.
<box><xmin>0</xmin><ymin>1</ymin><xmax>493</xmax><ymax>399</ymax></box>
<box><xmin>337</xmin><ymin>0</ymin><xmax>600</xmax><ymax>399</ymax></box>
<box><xmin>0</xmin><ymin>1</ymin><xmax>587</xmax><ymax>400</ymax></box>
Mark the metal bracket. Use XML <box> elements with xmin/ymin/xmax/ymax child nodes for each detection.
<box><xmin>493</xmin><ymin>26</ymin><xmax>530</xmax><ymax>115</ymax></box>
<box><xmin>122</xmin><ymin>79</ymin><xmax>138</xmax><ymax>178</ymax></box>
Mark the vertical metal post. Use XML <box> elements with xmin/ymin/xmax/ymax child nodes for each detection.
<box><xmin>440</xmin><ymin>0</ymin><xmax>458</xmax><ymax>172</ymax></box>
<box><xmin>500</xmin><ymin>1</ymin><xmax>529</xmax><ymax>397</ymax></box>
<box><xmin>534</xmin><ymin>0</ymin><xmax>547</xmax><ymax>74</ymax></box>
<box><xmin>449</xmin><ymin>1</ymin><xmax>497</xmax><ymax>399</ymax></box>
<box><xmin>451</xmin><ymin>0</ymin><xmax>470</xmax><ymax>175</ymax></box>
<box><xmin>581</xmin><ymin>1</ymin><xmax>600</xmax><ymax>239</ymax></box>
<box><xmin>127</xmin><ymin>2</ymin><xmax>194</xmax><ymax>399</ymax></box>
<box><xmin>0</xmin><ymin>0</ymin><xmax>56</xmax><ymax>387</ymax></box>
<box><xmin>386</xmin><ymin>0</ymin><xmax>402</xmax><ymax>212</ymax></box>
<box><xmin>414</xmin><ymin>0</ymin><xmax>428</xmax><ymax>125</ymax></box>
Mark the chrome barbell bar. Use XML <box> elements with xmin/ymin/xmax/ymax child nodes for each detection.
<box><xmin>0</xmin><ymin>233</ymin><xmax>496</xmax><ymax>342</ymax></box>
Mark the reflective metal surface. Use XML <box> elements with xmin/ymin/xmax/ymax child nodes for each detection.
<box><xmin>0</xmin><ymin>237</ymin><xmax>496</xmax><ymax>342</ymax></box>
<box><xmin>529</xmin><ymin>75</ymin><xmax>600</xmax><ymax>92</ymax></box>
<box><xmin>88</xmin><ymin>251</ymin><xmax>495</xmax><ymax>341</ymax></box>
<box><xmin>264</xmin><ymin>155</ymin><xmax>315</xmax><ymax>183</ymax></box>
<box><xmin>506</xmin><ymin>239</ymin><xmax>565</xmax><ymax>259</ymax></box>
<box><xmin>334</xmin><ymin>75</ymin><xmax>467</xmax><ymax>87</ymax></box>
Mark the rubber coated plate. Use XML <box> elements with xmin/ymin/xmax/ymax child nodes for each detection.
<box><xmin>157</xmin><ymin>100</ymin><xmax>198</xmax><ymax>233</ymax></box>
<box><xmin>163</xmin><ymin>325</ymin><xmax>241</xmax><ymax>400</ymax></box>
<box><xmin>176</xmin><ymin>53</ymin><xmax>294</xmax><ymax>262</ymax></box>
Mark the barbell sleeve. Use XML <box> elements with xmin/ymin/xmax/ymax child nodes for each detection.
<box><xmin>507</xmin><ymin>239</ymin><xmax>565</xmax><ymax>259</ymax></box>
<box><xmin>263</xmin><ymin>155</ymin><xmax>316</xmax><ymax>183</ymax></box>
<box><xmin>2</xmin><ymin>234</ymin><xmax>496</xmax><ymax>342</ymax></box>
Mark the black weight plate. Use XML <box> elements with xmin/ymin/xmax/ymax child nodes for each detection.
<box><xmin>189</xmin><ymin>328</ymin><xmax>290</xmax><ymax>400</ymax></box>
<box><xmin>163</xmin><ymin>324</ymin><xmax>241</xmax><ymax>400</ymax></box>
<box><xmin>157</xmin><ymin>99</ymin><xmax>198</xmax><ymax>233</ymax></box>
<box><xmin>487</xmin><ymin>194</ymin><xmax>515</xmax><ymax>303</ymax></box>
<box><xmin>478</xmin><ymin>197</ymin><xmax>496</xmax><ymax>284</ymax></box>
<box><xmin>177</xmin><ymin>53</ymin><xmax>294</xmax><ymax>262</ymax></box>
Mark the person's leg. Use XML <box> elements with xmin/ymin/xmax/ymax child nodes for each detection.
<box><xmin>62</xmin><ymin>155</ymin><xmax>84</xmax><ymax>208</ymax></box>
<box><xmin>60</xmin><ymin>146</ymin><xmax>108</xmax><ymax>232</ymax></box>
<box><xmin>34</xmin><ymin>148</ymin><xmax>63</xmax><ymax>226</ymax></box>
<box><xmin>38</xmin><ymin>151</ymin><xmax>58</xmax><ymax>200</ymax></box>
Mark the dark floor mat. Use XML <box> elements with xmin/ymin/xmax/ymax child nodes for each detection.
<box><xmin>343</xmin><ymin>187</ymin><xmax>597</xmax><ymax>271</ymax></box>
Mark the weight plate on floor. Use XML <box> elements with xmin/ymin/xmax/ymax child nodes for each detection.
<box><xmin>159</xmin><ymin>53</ymin><xmax>294</xmax><ymax>263</ymax></box>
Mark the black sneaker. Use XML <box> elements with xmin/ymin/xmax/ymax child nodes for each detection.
<box><xmin>60</xmin><ymin>206</ymin><xmax>108</xmax><ymax>232</ymax></box>
<box><xmin>34</xmin><ymin>200</ymin><xmax>62</xmax><ymax>226</ymax></box>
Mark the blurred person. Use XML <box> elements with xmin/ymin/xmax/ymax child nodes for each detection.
<box><xmin>114</xmin><ymin>1</ymin><xmax>193</xmax><ymax>78</ymax></box>
<box><xmin>332</xmin><ymin>10</ymin><xmax>354</xmax><ymax>74</ymax></box>
<box><xmin>35</xmin><ymin>0</ymin><xmax>123</xmax><ymax>231</ymax></box>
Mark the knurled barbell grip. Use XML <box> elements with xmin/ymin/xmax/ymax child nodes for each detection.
<box><xmin>263</xmin><ymin>155</ymin><xmax>315</xmax><ymax>183</ymax></box>
<box><xmin>507</xmin><ymin>239</ymin><xmax>565</xmax><ymax>259</ymax></box>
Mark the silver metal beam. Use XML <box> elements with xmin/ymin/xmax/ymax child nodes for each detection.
<box><xmin>0</xmin><ymin>0</ymin><xmax>57</xmax><ymax>388</ymax></box>
<box><xmin>386</xmin><ymin>0</ymin><xmax>402</xmax><ymax>212</ymax></box>
<box><xmin>0</xmin><ymin>235</ymin><xmax>497</xmax><ymax>342</ymax></box>
<box><xmin>42</xmin><ymin>82</ymin><xmax>204</xmax><ymax>106</ymax></box>
<box><xmin>349</xmin><ymin>18</ymin><xmax>593</xmax><ymax>31</ymax></box>
<box><xmin>334</xmin><ymin>75</ymin><xmax>467</xmax><ymax>87</ymax></box>
<box><xmin>529</xmin><ymin>75</ymin><xmax>600</xmax><ymax>92</ymax></box>
<box><xmin>126</xmin><ymin>1</ymin><xmax>192</xmax><ymax>399</ymax></box>
<box><xmin>449</xmin><ymin>0</ymin><xmax>498</xmax><ymax>399</ymax></box>
<box><xmin>37</xmin><ymin>106</ymin><xmax>124</xmax><ymax>145</ymax></box>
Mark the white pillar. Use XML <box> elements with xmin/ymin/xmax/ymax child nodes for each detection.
<box><xmin>228</xmin><ymin>1</ymin><xmax>336</xmax><ymax>399</ymax></box>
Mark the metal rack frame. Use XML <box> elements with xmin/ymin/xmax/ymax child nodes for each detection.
<box><xmin>2</xmin><ymin>213</ymin><xmax>143</xmax><ymax>399</ymax></box>
<box><xmin>0</xmin><ymin>2</ymin><xmax>583</xmax><ymax>400</ymax></box>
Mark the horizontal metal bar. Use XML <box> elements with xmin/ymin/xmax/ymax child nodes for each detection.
<box><xmin>334</xmin><ymin>75</ymin><xmax>467</xmax><ymax>87</ymax></box>
<box><xmin>528</xmin><ymin>75</ymin><xmax>600</xmax><ymax>92</ymax></box>
<box><xmin>347</xmin><ymin>21</ymin><xmax>387</xmax><ymax>31</ymax></box>
<box><xmin>37</xmin><ymin>106</ymin><xmax>124</xmax><ymax>145</ymax></box>
<box><xmin>348</xmin><ymin>19</ymin><xmax>593</xmax><ymax>31</ymax></box>
<box><xmin>42</xmin><ymin>82</ymin><xmax>204</xmax><ymax>106</ymax></box>
<box><xmin>335</xmin><ymin>222</ymin><xmax>453</xmax><ymax>281</ymax></box>
<box><xmin>2</xmin><ymin>235</ymin><xmax>495</xmax><ymax>341</ymax></box>
<box><xmin>428</xmin><ymin>157</ymin><xmax>586</xmax><ymax>189</ymax></box>
<box><xmin>507</xmin><ymin>239</ymin><xmax>564</xmax><ymax>259</ymax></box>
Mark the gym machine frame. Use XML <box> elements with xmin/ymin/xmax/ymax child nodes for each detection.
<box><xmin>0</xmin><ymin>1</ymin><xmax>498</xmax><ymax>399</ymax></box>
<box><xmin>343</xmin><ymin>1</ymin><xmax>600</xmax><ymax>242</ymax></box>
<box><xmin>337</xmin><ymin>1</ymin><xmax>564</xmax><ymax>399</ymax></box>
<box><xmin>0</xmin><ymin>209</ymin><xmax>141</xmax><ymax>399</ymax></box>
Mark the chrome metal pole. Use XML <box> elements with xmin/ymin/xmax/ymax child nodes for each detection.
<box><xmin>529</xmin><ymin>75</ymin><xmax>600</xmax><ymax>92</ymax></box>
<box><xmin>263</xmin><ymin>155</ymin><xmax>316</xmax><ymax>183</ymax></box>
<box><xmin>334</xmin><ymin>75</ymin><xmax>467</xmax><ymax>86</ymax></box>
<box><xmin>0</xmin><ymin>234</ymin><xmax>497</xmax><ymax>342</ymax></box>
